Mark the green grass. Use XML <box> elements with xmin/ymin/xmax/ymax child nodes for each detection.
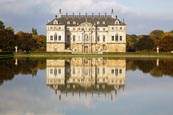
<box><xmin>0</xmin><ymin>54</ymin><xmax>14</xmax><ymax>58</ymax></box>
<box><xmin>8</xmin><ymin>52</ymin><xmax>173</xmax><ymax>58</ymax></box>
<box><xmin>0</xmin><ymin>52</ymin><xmax>173</xmax><ymax>58</ymax></box>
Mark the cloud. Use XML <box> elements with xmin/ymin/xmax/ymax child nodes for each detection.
<box><xmin>0</xmin><ymin>0</ymin><xmax>173</xmax><ymax>34</ymax></box>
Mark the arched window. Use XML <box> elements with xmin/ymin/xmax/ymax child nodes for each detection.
<box><xmin>115</xmin><ymin>34</ymin><xmax>118</xmax><ymax>41</ymax></box>
<box><xmin>54</xmin><ymin>33</ymin><xmax>57</xmax><ymax>41</ymax></box>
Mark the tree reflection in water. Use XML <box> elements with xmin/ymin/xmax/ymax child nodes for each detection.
<box><xmin>1</xmin><ymin>58</ymin><xmax>173</xmax><ymax>86</ymax></box>
<box><xmin>126</xmin><ymin>58</ymin><xmax>173</xmax><ymax>77</ymax></box>
<box><xmin>0</xmin><ymin>58</ymin><xmax>46</xmax><ymax>85</ymax></box>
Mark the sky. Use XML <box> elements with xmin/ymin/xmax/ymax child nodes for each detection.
<box><xmin>0</xmin><ymin>0</ymin><xmax>173</xmax><ymax>35</ymax></box>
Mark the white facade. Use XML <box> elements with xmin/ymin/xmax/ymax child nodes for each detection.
<box><xmin>46</xmin><ymin>9</ymin><xmax>126</xmax><ymax>53</ymax></box>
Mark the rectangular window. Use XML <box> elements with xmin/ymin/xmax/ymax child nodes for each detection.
<box><xmin>112</xmin><ymin>36</ymin><xmax>114</xmax><ymax>41</ymax></box>
<box><xmin>50</xmin><ymin>36</ymin><xmax>53</xmax><ymax>40</ymax></box>
<box><xmin>73</xmin><ymin>35</ymin><xmax>75</xmax><ymax>42</ymax></box>
<box><xmin>119</xmin><ymin>69</ymin><xmax>122</xmax><ymax>74</ymax></box>
<box><xmin>58</xmin><ymin>69</ymin><xmax>61</xmax><ymax>74</ymax></box>
<box><xmin>103</xmin><ymin>35</ymin><xmax>105</xmax><ymax>42</ymax></box>
<box><xmin>58</xmin><ymin>36</ymin><xmax>61</xmax><ymax>41</ymax></box>
<box><xmin>58</xmin><ymin>27</ymin><xmax>61</xmax><ymax>30</ymax></box>
<box><xmin>120</xmin><ymin>27</ymin><xmax>122</xmax><ymax>30</ymax></box>
<box><xmin>120</xmin><ymin>36</ymin><xmax>122</xmax><ymax>41</ymax></box>
<box><xmin>111</xmin><ymin>69</ymin><xmax>114</xmax><ymax>74</ymax></box>
<box><xmin>103</xmin><ymin>68</ymin><xmax>105</xmax><ymax>74</ymax></box>
<box><xmin>50</xmin><ymin>69</ymin><xmax>53</xmax><ymax>74</ymax></box>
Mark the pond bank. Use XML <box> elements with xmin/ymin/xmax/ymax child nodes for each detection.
<box><xmin>1</xmin><ymin>52</ymin><xmax>172</xmax><ymax>58</ymax></box>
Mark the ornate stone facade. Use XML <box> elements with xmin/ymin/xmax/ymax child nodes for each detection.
<box><xmin>46</xmin><ymin>9</ymin><xmax>126</xmax><ymax>53</ymax></box>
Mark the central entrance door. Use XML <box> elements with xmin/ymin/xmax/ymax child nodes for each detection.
<box><xmin>84</xmin><ymin>46</ymin><xmax>89</xmax><ymax>53</ymax></box>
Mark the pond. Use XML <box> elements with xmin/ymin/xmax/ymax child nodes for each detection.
<box><xmin>0</xmin><ymin>57</ymin><xmax>173</xmax><ymax>115</ymax></box>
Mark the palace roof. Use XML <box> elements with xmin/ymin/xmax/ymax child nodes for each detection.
<box><xmin>47</xmin><ymin>12</ymin><xmax>126</xmax><ymax>27</ymax></box>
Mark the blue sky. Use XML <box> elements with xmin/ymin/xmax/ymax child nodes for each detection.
<box><xmin>0</xmin><ymin>0</ymin><xmax>173</xmax><ymax>35</ymax></box>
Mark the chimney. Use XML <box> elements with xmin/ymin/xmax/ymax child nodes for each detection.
<box><xmin>111</xmin><ymin>9</ymin><xmax>115</xmax><ymax>18</ymax></box>
<box><xmin>59</xmin><ymin>9</ymin><xmax>62</xmax><ymax>18</ymax></box>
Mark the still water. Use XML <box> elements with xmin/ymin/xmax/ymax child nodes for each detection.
<box><xmin>0</xmin><ymin>58</ymin><xmax>173</xmax><ymax>115</ymax></box>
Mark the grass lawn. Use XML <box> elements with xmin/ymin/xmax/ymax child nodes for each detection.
<box><xmin>7</xmin><ymin>52</ymin><xmax>173</xmax><ymax>58</ymax></box>
<box><xmin>0</xmin><ymin>52</ymin><xmax>173</xmax><ymax>58</ymax></box>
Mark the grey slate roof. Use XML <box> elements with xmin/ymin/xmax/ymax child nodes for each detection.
<box><xmin>47</xmin><ymin>14</ymin><xmax>126</xmax><ymax>26</ymax></box>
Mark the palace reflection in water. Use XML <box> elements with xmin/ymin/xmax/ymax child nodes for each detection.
<box><xmin>46</xmin><ymin>58</ymin><xmax>126</xmax><ymax>100</ymax></box>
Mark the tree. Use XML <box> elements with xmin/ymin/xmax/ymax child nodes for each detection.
<box><xmin>149</xmin><ymin>30</ymin><xmax>164</xmax><ymax>46</ymax></box>
<box><xmin>15</xmin><ymin>31</ymin><xmax>38</xmax><ymax>51</ymax></box>
<box><xmin>32</xmin><ymin>28</ymin><xmax>38</xmax><ymax>35</ymax></box>
<box><xmin>159</xmin><ymin>33</ymin><xmax>173</xmax><ymax>52</ymax></box>
<box><xmin>169</xmin><ymin>30</ymin><xmax>173</xmax><ymax>33</ymax></box>
<box><xmin>6</xmin><ymin>26</ymin><xmax>14</xmax><ymax>32</ymax></box>
<box><xmin>0</xmin><ymin>29</ymin><xmax>15</xmax><ymax>51</ymax></box>
<box><xmin>32</xmin><ymin>34</ymin><xmax>46</xmax><ymax>51</ymax></box>
<box><xmin>0</xmin><ymin>20</ymin><xmax>5</xmax><ymax>29</ymax></box>
<box><xmin>135</xmin><ymin>35</ymin><xmax>155</xmax><ymax>51</ymax></box>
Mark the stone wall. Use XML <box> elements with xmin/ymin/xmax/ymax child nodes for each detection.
<box><xmin>107</xmin><ymin>43</ymin><xmax>126</xmax><ymax>52</ymax></box>
<box><xmin>46</xmin><ymin>42</ymin><xmax>65</xmax><ymax>52</ymax></box>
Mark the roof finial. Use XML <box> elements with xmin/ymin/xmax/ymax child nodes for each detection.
<box><xmin>73</xmin><ymin>12</ymin><xmax>74</xmax><ymax>17</ymax></box>
<box><xmin>123</xmin><ymin>18</ymin><xmax>125</xmax><ymax>23</ymax></box>
<box><xmin>116</xmin><ymin>15</ymin><xmax>117</xmax><ymax>19</ymax></box>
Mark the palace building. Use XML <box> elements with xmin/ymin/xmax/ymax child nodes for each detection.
<box><xmin>46</xmin><ymin>9</ymin><xmax>126</xmax><ymax>53</ymax></box>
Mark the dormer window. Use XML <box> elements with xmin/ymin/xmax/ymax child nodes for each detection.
<box><xmin>67</xmin><ymin>21</ymin><xmax>70</xmax><ymax>24</ymax></box>
<box><xmin>73</xmin><ymin>21</ymin><xmax>76</xmax><ymax>24</ymax></box>
<box><xmin>102</xmin><ymin>21</ymin><xmax>105</xmax><ymax>24</ymax></box>
<box><xmin>53</xmin><ymin>20</ymin><xmax>58</xmax><ymax>24</ymax></box>
<box><xmin>115</xmin><ymin>20</ymin><xmax>119</xmax><ymax>25</ymax></box>
<box><xmin>97</xmin><ymin>21</ymin><xmax>100</xmax><ymax>24</ymax></box>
